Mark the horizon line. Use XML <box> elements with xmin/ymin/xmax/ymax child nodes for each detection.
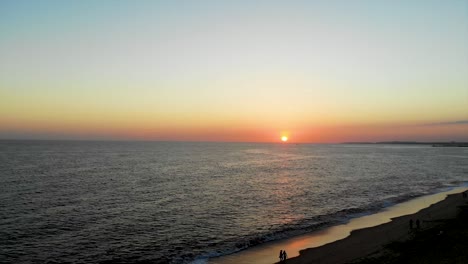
<box><xmin>1</xmin><ymin>138</ymin><xmax>468</xmax><ymax>145</ymax></box>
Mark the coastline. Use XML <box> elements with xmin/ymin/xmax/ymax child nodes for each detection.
<box><xmin>208</xmin><ymin>187</ymin><xmax>468</xmax><ymax>264</ymax></box>
<box><xmin>285</xmin><ymin>187</ymin><xmax>468</xmax><ymax>264</ymax></box>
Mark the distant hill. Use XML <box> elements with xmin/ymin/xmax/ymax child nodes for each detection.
<box><xmin>342</xmin><ymin>141</ymin><xmax>468</xmax><ymax>147</ymax></box>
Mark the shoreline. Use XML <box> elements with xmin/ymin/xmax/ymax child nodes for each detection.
<box><xmin>286</xmin><ymin>188</ymin><xmax>468</xmax><ymax>264</ymax></box>
<box><xmin>351</xmin><ymin>200</ymin><xmax>468</xmax><ymax>263</ymax></box>
<box><xmin>208</xmin><ymin>187</ymin><xmax>468</xmax><ymax>264</ymax></box>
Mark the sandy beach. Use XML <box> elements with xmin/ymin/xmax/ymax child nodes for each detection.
<box><xmin>210</xmin><ymin>187</ymin><xmax>468</xmax><ymax>264</ymax></box>
<box><xmin>285</xmin><ymin>189</ymin><xmax>468</xmax><ymax>264</ymax></box>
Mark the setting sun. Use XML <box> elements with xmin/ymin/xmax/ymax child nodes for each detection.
<box><xmin>281</xmin><ymin>136</ymin><xmax>288</xmax><ymax>142</ymax></box>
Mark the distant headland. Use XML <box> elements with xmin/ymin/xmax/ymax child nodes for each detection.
<box><xmin>342</xmin><ymin>141</ymin><xmax>468</xmax><ymax>147</ymax></box>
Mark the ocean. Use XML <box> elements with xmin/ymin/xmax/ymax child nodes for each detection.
<box><xmin>1</xmin><ymin>140</ymin><xmax>467</xmax><ymax>263</ymax></box>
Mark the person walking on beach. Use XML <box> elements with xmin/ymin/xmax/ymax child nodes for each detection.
<box><xmin>279</xmin><ymin>250</ymin><xmax>283</xmax><ymax>262</ymax></box>
<box><xmin>282</xmin><ymin>250</ymin><xmax>288</xmax><ymax>261</ymax></box>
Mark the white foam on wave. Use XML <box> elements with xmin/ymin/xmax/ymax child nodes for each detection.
<box><xmin>189</xmin><ymin>259</ymin><xmax>208</xmax><ymax>264</ymax></box>
<box><xmin>207</xmin><ymin>186</ymin><xmax>468</xmax><ymax>264</ymax></box>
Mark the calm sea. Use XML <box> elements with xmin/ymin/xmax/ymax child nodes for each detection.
<box><xmin>1</xmin><ymin>141</ymin><xmax>467</xmax><ymax>263</ymax></box>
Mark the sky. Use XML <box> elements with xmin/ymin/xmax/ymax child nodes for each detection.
<box><xmin>1</xmin><ymin>0</ymin><xmax>467</xmax><ymax>143</ymax></box>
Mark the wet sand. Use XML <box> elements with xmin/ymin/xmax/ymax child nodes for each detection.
<box><xmin>209</xmin><ymin>187</ymin><xmax>468</xmax><ymax>264</ymax></box>
<box><xmin>285</xmin><ymin>188</ymin><xmax>468</xmax><ymax>264</ymax></box>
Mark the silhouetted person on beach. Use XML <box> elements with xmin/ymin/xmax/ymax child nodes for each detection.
<box><xmin>409</xmin><ymin>219</ymin><xmax>413</xmax><ymax>229</ymax></box>
<box><xmin>282</xmin><ymin>250</ymin><xmax>288</xmax><ymax>261</ymax></box>
<box><xmin>416</xmin><ymin>219</ymin><xmax>421</xmax><ymax>229</ymax></box>
<box><xmin>279</xmin><ymin>250</ymin><xmax>283</xmax><ymax>262</ymax></box>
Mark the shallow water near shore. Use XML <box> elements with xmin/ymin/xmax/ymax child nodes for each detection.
<box><xmin>1</xmin><ymin>141</ymin><xmax>467</xmax><ymax>263</ymax></box>
<box><xmin>208</xmin><ymin>187</ymin><xmax>468</xmax><ymax>264</ymax></box>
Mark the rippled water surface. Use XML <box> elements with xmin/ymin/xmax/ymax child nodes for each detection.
<box><xmin>1</xmin><ymin>141</ymin><xmax>467</xmax><ymax>263</ymax></box>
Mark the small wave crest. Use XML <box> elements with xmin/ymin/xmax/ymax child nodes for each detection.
<box><xmin>191</xmin><ymin>182</ymin><xmax>468</xmax><ymax>263</ymax></box>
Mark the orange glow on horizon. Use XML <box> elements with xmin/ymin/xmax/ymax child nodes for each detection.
<box><xmin>1</xmin><ymin>115</ymin><xmax>468</xmax><ymax>143</ymax></box>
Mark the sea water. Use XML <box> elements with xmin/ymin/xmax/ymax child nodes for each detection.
<box><xmin>1</xmin><ymin>141</ymin><xmax>467</xmax><ymax>263</ymax></box>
